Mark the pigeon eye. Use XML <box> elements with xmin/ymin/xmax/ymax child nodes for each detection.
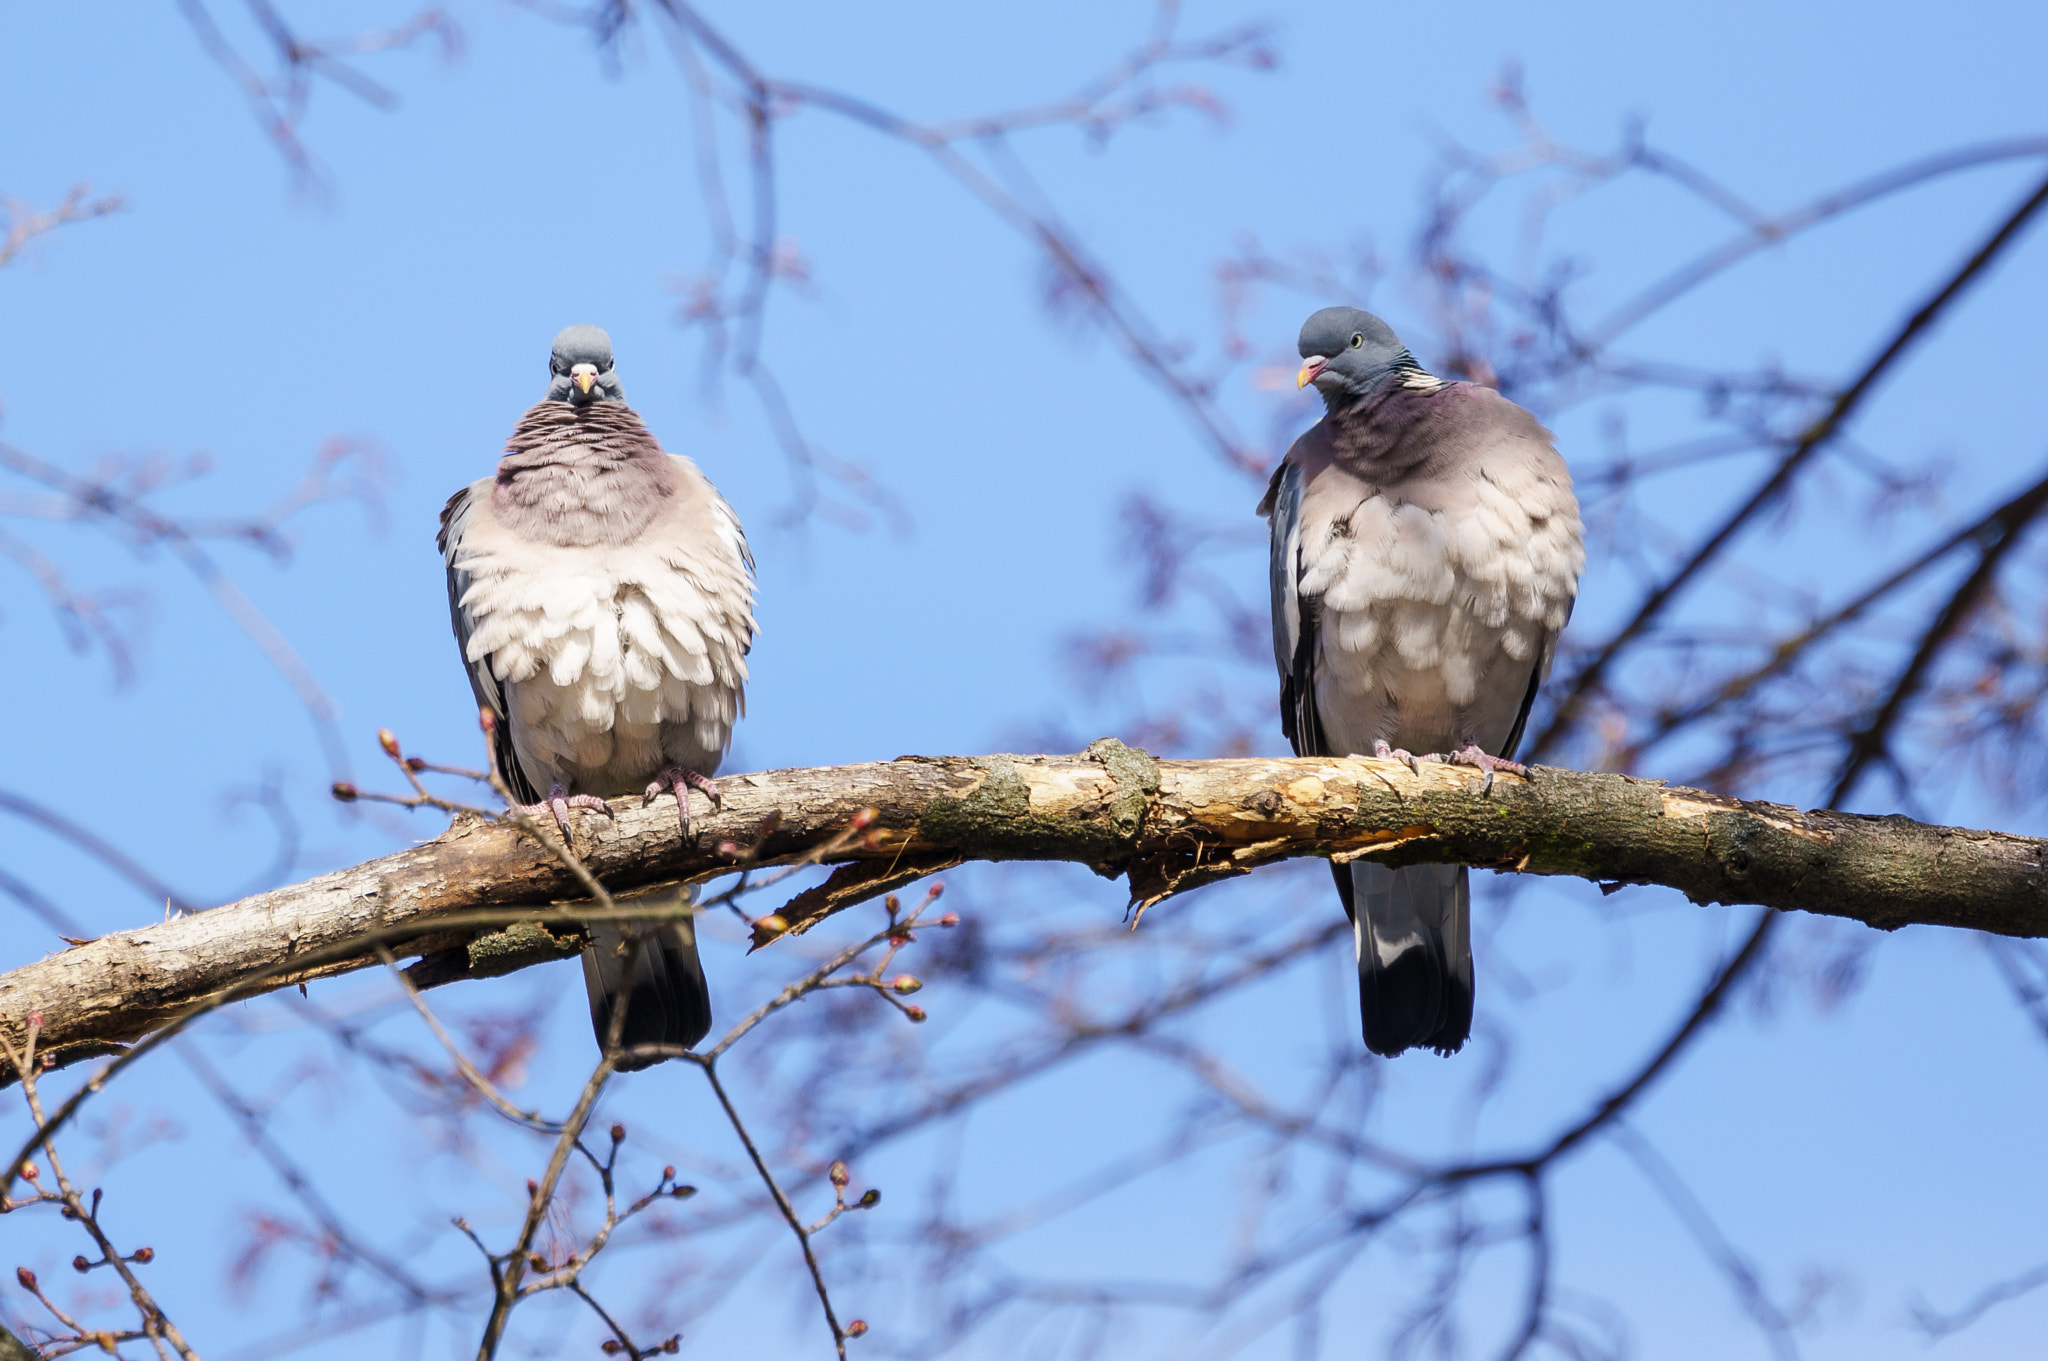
<box><xmin>1349</xmin><ymin>333</ymin><xmax>1365</xmax><ymax>349</ymax></box>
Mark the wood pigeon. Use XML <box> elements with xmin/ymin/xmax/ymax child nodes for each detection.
<box><xmin>438</xmin><ymin>324</ymin><xmax>756</xmax><ymax>1069</ymax></box>
<box><xmin>1260</xmin><ymin>307</ymin><xmax>1583</xmax><ymax>1057</ymax></box>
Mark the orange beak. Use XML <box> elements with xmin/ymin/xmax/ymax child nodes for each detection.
<box><xmin>1296</xmin><ymin>356</ymin><xmax>1328</xmax><ymax>389</ymax></box>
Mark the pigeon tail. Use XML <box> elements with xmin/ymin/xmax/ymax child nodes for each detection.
<box><xmin>1333</xmin><ymin>861</ymin><xmax>1473</xmax><ymax>1057</ymax></box>
<box><xmin>581</xmin><ymin>885</ymin><xmax>712</xmax><ymax>1070</ymax></box>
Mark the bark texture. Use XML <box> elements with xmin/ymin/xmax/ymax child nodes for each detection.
<box><xmin>6</xmin><ymin>743</ymin><xmax>2045</xmax><ymax>1077</ymax></box>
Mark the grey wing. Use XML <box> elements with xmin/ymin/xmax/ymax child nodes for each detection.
<box><xmin>1495</xmin><ymin>595</ymin><xmax>1575</xmax><ymax>762</ymax></box>
<box><xmin>437</xmin><ymin>485</ymin><xmax>537</xmax><ymax>805</ymax></box>
<box><xmin>1265</xmin><ymin>460</ymin><xmax>1328</xmax><ymax>760</ymax></box>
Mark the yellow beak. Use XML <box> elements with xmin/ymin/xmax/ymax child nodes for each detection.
<box><xmin>1296</xmin><ymin>356</ymin><xmax>1328</xmax><ymax>390</ymax></box>
<box><xmin>574</xmin><ymin>371</ymin><xmax>596</xmax><ymax>395</ymax></box>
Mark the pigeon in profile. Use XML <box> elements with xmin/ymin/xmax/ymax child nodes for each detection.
<box><xmin>439</xmin><ymin>324</ymin><xmax>756</xmax><ymax>1069</ymax></box>
<box><xmin>1260</xmin><ymin>307</ymin><xmax>1583</xmax><ymax>1057</ymax></box>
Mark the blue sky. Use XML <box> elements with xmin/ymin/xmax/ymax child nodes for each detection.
<box><xmin>4</xmin><ymin>1</ymin><xmax>2048</xmax><ymax>1358</ymax></box>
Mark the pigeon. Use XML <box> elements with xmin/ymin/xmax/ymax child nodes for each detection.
<box><xmin>1260</xmin><ymin>307</ymin><xmax>1583</xmax><ymax>1057</ymax></box>
<box><xmin>438</xmin><ymin>324</ymin><xmax>756</xmax><ymax>1069</ymax></box>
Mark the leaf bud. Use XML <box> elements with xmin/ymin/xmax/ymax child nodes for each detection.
<box><xmin>856</xmin><ymin>1189</ymin><xmax>880</xmax><ymax>1208</ymax></box>
<box><xmin>129</xmin><ymin>1247</ymin><xmax>152</xmax><ymax>1264</ymax></box>
<box><xmin>938</xmin><ymin>912</ymin><xmax>960</xmax><ymax>928</ymax></box>
<box><xmin>662</xmin><ymin>1338</ymin><xmax>680</xmax><ymax>1354</ymax></box>
<box><xmin>846</xmin><ymin>1319</ymin><xmax>869</xmax><ymax>1338</ymax></box>
<box><xmin>828</xmin><ymin>1160</ymin><xmax>849</xmax><ymax>1188</ymax></box>
<box><xmin>890</xmin><ymin>975</ymin><xmax>922</xmax><ymax>995</ymax></box>
<box><xmin>477</xmin><ymin>706</ymin><xmax>497</xmax><ymax>733</ymax></box>
<box><xmin>15</xmin><ymin>1266</ymin><xmax>35</xmax><ymax>1291</ymax></box>
<box><xmin>526</xmin><ymin>1179</ymin><xmax>539</xmax><ymax>1200</ymax></box>
<box><xmin>330</xmin><ymin>782</ymin><xmax>358</xmax><ymax>802</ymax></box>
<box><xmin>20</xmin><ymin>1163</ymin><xmax>38</xmax><ymax>1182</ymax></box>
<box><xmin>601</xmin><ymin>1341</ymin><xmax>623</xmax><ymax>1355</ymax></box>
<box><xmin>756</xmin><ymin>914</ymin><xmax>788</xmax><ymax>937</ymax></box>
<box><xmin>662</xmin><ymin>1165</ymin><xmax>676</xmax><ymax>1181</ymax></box>
<box><xmin>73</xmin><ymin>1255</ymin><xmax>91</xmax><ymax>1273</ymax></box>
<box><xmin>404</xmin><ymin>757</ymin><xmax>427</xmax><ymax>772</ymax></box>
<box><xmin>927</xmin><ymin>882</ymin><xmax>945</xmax><ymax>899</ymax></box>
<box><xmin>903</xmin><ymin>1005</ymin><xmax>927</xmax><ymax>1023</ymax></box>
<box><xmin>609</xmin><ymin>1123</ymin><xmax>626</xmax><ymax>1144</ymax></box>
<box><xmin>378</xmin><ymin>729</ymin><xmax>402</xmax><ymax>758</ymax></box>
<box><xmin>672</xmin><ymin>1185</ymin><xmax>697</xmax><ymax>1199</ymax></box>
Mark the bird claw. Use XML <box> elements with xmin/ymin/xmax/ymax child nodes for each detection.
<box><xmin>643</xmin><ymin>767</ymin><xmax>722</xmax><ymax>837</ymax></box>
<box><xmin>1434</xmin><ymin>742</ymin><xmax>1526</xmax><ymax>795</ymax></box>
<box><xmin>1371</xmin><ymin>740</ymin><xmax>1426</xmax><ymax>776</ymax></box>
<box><xmin>518</xmin><ymin>785</ymin><xmax>613</xmax><ymax>841</ymax></box>
<box><xmin>1373</xmin><ymin>740</ymin><xmax>1523</xmax><ymax>794</ymax></box>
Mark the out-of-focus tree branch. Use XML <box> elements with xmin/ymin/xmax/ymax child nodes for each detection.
<box><xmin>5</xmin><ymin>746</ymin><xmax>2043</xmax><ymax>1081</ymax></box>
<box><xmin>0</xmin><ymin>184</ymin><xmax>122</xmax><ymax>268</ymax></box>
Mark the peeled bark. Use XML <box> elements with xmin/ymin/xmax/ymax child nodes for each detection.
<box><xmin>5</xmin><ymin>743</ymin><xmax>2044</xmax><ymax>1077</ymax></box>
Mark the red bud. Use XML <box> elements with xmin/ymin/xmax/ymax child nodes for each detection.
<box><xmin>404</xmin><ymin>757</ymin><xmax>427</xmax><ymax>772</ymax></box>
<box><xmin>849</xmin><ymin>807</ymin><xmax>878</xmax><ymax>830</ymax></box>
<box><xmin>478</xmin><ymin>707</ymin><xmax>497</xmax><ymax>733</ymax></box>
<box><xmin>846</xmin><ymin>1319</ymin><xmax>869</xmax><ymax>1338</ymax></box>
<box><xmin>330</xmin><ymin>782</ymin><xmax>358</xmax><ymax>802</ymax></box>
<box><xmin>903</xmin><ymin>1005</ymin><xmax>927</xmax><ymax>1023</ymax></box>
<box><xmin>72</xmin><ymin>1255</ymin><xmax>90</xmax><ymax>1273</ymax></box>
<box><xmin>129</xmin><ymin>1247</ymin><xmax>152</xmax><ymax>1264</ymax></box>
<box><xmin>20</xmin><ymin>1163</ymin><xmax>38</xmax><ymax>1182</ymax></box>
<box><xmin>927</xmin><ymin>882</ymin><xmax>945</xmax><ymax>899</ymax></box>
<box><xmin>526</xmin><ymin>1179</ymin><xmax>539</xmax><ymax>1199</ymax></box>
<box><xmin>662</xmin><ymin>1165</ymin><xmax>675</xmax><ymax>1181</ymax></box>
<box><xmin>15</xmin><ymin>1266</ymin><xmax>35</xmax><ymax>1291</ymax></box>
<box><xmin>601</xmin><ymin>1342</ymin><xmax>623</xmax><ymax>1355</ymax></box>
<box><xmin>828</xmin><ymin>1160</ymin><xmax>849</xmax><ymax>1188</ymax></box>
<box><xmin>937</xmin><ymin>912</ymin><xmax>959</xmax><ymax>928</ymax></box>
<box><xmin>890</xmin><ymin>975</ymin><xmax>922</xmax><ymax>995</ymax></box>
<box><xmin>609</xmin><ymin>1123</ymin><xmax>626</xmax><ymax>1144</ymax></box>
<box><xmin>378</xmin><ymin>729</ymin><xmax>401</xmax><ymax>758</ymax></box>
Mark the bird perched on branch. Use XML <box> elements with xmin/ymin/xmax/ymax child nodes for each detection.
<box><xmin>438</xmin><ymin>324</ymin><xmax>756</xmax><ymax>1068</ymax></box>
<box><xmin>1261</xmin><ymin>307</ymin><xmax>1583</xmax><ymax>1057</ymax></box>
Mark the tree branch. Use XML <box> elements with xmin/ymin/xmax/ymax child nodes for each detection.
<box><xmin>5</xmin><ymin>743</ymin><xmax>2044</xmax><ymax>1078</ymax></box>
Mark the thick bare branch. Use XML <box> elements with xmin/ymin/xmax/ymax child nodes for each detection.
<box><xmin>4</xmin><ymin>745</ymin><xmax>2043</xmax><ymax>1079</ymax></box>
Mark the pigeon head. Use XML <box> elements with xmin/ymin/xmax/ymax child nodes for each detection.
<box><xmin>1295</xmin><ymin>307</ymin><xmax>1421</xmax><ymax>407</ymax></box>
<box><xmin>546</xmin><ymin>324</ymin><xmax>625</xmax><ymax>405</ymax></box>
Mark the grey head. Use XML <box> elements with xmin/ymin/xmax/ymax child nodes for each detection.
<box><xmin>1295</xmin><ymin>307</ymin><xmax>1424</xmax><ymax>408</ymax></box>
<box><xmin>546</xmin><ymin>324</ymin><xmax>626</xmax><ymax>406</ymax></box>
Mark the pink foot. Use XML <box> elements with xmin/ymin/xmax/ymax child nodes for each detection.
<box><xmin>643</xmin><ymin>767</ymin><xmax>722</xmax><ymax>836</ymax></box>
<box><xmin>1372</xmin><ymin>739</ymin><xmax>1425</xmax><ymax>775</ymax></box>
<box><xmin>517</xmin><ymin>783</ymin><xmax>613</xmax><ymax>840</ymax></box>
<box><xmin>1420</xmin><ymin>741</ymin><xmax>1526</xmax><ymax>793</ymax></box>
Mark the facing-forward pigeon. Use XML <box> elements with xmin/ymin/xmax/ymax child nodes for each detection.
<box><xmin>1260</xmin><ymin>307</ymin><xmax>1583</xmax><ymax>1057</ymax></box>
<box><xmin>439</xmin><ymin>324</ymin><xmax>756</xmax><ymax>1069</ymax></box>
